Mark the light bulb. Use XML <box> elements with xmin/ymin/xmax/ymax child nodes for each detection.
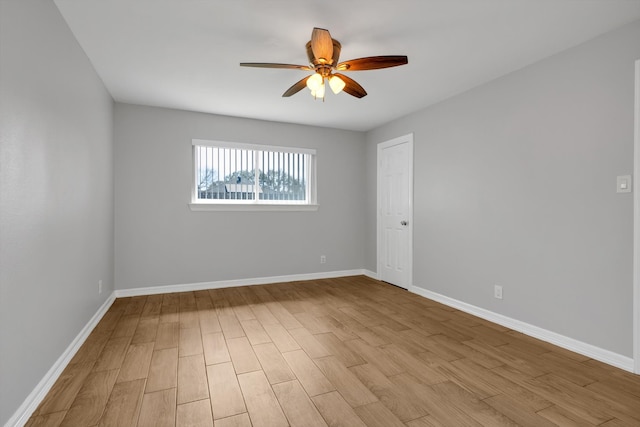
<box><xmin>306</xmin><ymin>73</ymin><xmax>323</xmax><ymax>91</ymax></box>
<box><xmin>329</xmin><ymin>75</ymin><xmax>346</xmax><ymax>94</ymax></box>
<box><xmin>311</xmin><ymin>82</ymin><xmax>325</xmax><ymax>99</ymax></box>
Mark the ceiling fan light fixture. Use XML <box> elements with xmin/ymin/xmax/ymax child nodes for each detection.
<box><xmin>329</xmin><ymin>75</ymin><xmax>345</xmax><ymax>94</ymax></box>
<box><xmin>306</xmin><ymin>73</ymin><xmax>323</xmax><ymax>91</ymax></box>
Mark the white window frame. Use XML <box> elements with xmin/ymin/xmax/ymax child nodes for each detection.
<box><xmin>189</xmin><ymin>139</ymin><xmax>318</xmax><ymax>211</ymax></box>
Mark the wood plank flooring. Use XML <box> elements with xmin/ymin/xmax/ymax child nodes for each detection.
<box><xmin>27</xmin><ymin>276</ymin><xmax>640</xmax><ymax>426</ymax></box>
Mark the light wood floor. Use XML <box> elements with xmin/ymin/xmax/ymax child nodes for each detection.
<box><xmin>27</xmin><ymin>276</ymin><xmax>640</xmax><ymax>426</ymax></box>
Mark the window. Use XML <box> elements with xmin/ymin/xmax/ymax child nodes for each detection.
<box><xmin>189</xmin><ymin>139</ymin><xmax>317</xmax><ymax>211</ymax></box>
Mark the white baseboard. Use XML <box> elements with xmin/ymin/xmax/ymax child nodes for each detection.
<box><xmin>363</xmin><ymin>269</ymin><xmax>379</xmax><ymax>280</ymax></box>
<box><xmin>410</xmin><ymin>286</ymin><xmax>634</xmax><ymax>373</ymax></box>
<box><xmin>5</xmin><ymin>293</ymin><xmax>116</xmax><ymax>427</ymax></box>
<box><xmin>115</xmin><ymin>269</ymin><xmax>367</xmax><ymax>298</ymax></box>
<box><xmin>9</xmin><ymin>272</ymin><xmax>633</xmax><ymax>427</ymax></box>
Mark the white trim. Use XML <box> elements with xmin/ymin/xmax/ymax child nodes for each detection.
<box><xmin>114</xmin><ymin>269</ymin><xmax>366</xmax><ymax>297</ymax></box>
<box><xmin>377</xmin><ymin>133</ymin><xmax>414</xmax><ymax>290</ymax></box>
<box><xmin>634</xmin><ymin>59</ymin><xmax>640</xmax><ymax>374</ymax></box>
<box><xmin>192</xmin><ymin>138</ymin><xmax>316</xmax><ymax>155</ymax></box>
<box><xmin>5</xmin><ymin>294</ymin><xmax>116</xmax><ymax>427</ymax></box>
<box><xmin>8</xmin><ymin>268</ymin><xmax>635</xmax><ymax>427</ymax></box>
<box><xmin>363</xmin><ymin>269</ymin><xmax>380</xmax><ymax>281</ymax></box>
<box><xmin>188</xmin><ymin>203</ymin><xmax>319</xmax><ymax>212</ymax></box>
<box><xmin>411</xmin><ymin>286</ymin><xmax>634</xmax><ymax>372</ymax></box>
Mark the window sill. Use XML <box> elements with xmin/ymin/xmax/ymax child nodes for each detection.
<box><xmin>189</xmin><ymin>203</ymin><xmax>319</xmax><ymax>212</ymax></box>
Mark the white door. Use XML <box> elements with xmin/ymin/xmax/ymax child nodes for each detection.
<box><xmin>378</xmin><ymin>134</ymin><xmax>413</xmax><ymax>289</ymax></box>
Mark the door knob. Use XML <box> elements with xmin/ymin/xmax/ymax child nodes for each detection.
<box><xmin>400</xmin><ymin>220</ymin><xmax>408</xmax><ymax>226</ymax></box>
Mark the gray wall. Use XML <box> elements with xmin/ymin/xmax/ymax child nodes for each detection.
<box><xmin>1</xmin><ymin>2</ymin><xmax>636</xmax><ymax>423</ymax></box>
<box><xmin>114</xmin><ymin>104</ymin><xmax>366</xmax><ymax>289</ymax></box>
<box><xmin>366</xmin><ymin>20</ymin><xmax>640</xmax><ymax>357</ymax></box>
<box><xmin>0</xmin><ymin>0</ymin><xmax>114</xmax><ymax>424</ymax></box>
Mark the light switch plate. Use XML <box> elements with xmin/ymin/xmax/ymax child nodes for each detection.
<box><xmin>617</xmin><ymin>175</ymin><xmax>632</xmax><ymax>193</ymax></box>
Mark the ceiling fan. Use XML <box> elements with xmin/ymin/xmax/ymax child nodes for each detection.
<box><xmin>240</xmin><ymin>27</ymin><xmax>408</xmax><ymax>100</ymax></box>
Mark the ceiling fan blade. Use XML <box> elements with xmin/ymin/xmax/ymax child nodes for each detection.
<box><xmin>240</xmin><ymin>63</ymin><xmax>312</xmax><ymax>71</ymax></box>
<box><xmin>333</xmin><ymin>73</ymin><xmax>367</xmax><ymax>98</ymax></box>
<box><xmin>336</xmin><ymin>55</ymin><xmax>408</xmax><ymax>71</ymax></box>
<box><xmin>311</xmin><ymin>28</ymin><xmax>333</xmax><ymax>63</ymax></box>
<box><xmin>282</xmin><ymin>76</ymin><xmax>310</xmax><ymax>97</ymax></box>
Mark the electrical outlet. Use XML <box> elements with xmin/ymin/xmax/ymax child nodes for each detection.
<box><xmin>320</xmin><ymin>255</ymin><xmax>326</xmax><ymax>264</ymax></box>
<box><xmin>494</xmin><ymin>285</ymin><xmax>503</xmax><ymax>300</ymax></box>
<box><xmin>617</xmin><ymin>175</ymin><xmax>632</xmax><ymax>193</ymax></box>
<box><xmin>98</xmin><ymin>280</ymin><xmax>103</xmax><ymax>294</ymax></box>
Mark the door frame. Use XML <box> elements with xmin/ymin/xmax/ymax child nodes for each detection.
<box><xmin>377</xmin><ymin>133</ymin><xmax>414</xmax><ymax>290</ymax></box>
<box><xmin>634</xmin><ymin>59</ymin><xmax>639</xmax><ymax>374</ymax></box>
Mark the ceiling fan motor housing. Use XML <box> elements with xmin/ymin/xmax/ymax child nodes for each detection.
<box><xmin>305</xmin><ymin>39</ymin><xmax>342</xmax><ymax>68</ymax></box>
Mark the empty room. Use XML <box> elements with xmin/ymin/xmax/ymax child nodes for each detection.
<box><xmin>2</xmin><ymin>0</ymin><xmax>640</xmax><ymax>426</ymax></box>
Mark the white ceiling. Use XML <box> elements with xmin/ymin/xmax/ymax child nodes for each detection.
<box><xmin>54</xmin><ymin>0</ymin><xmax>640</xmax><ymax>132</ymax></box>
